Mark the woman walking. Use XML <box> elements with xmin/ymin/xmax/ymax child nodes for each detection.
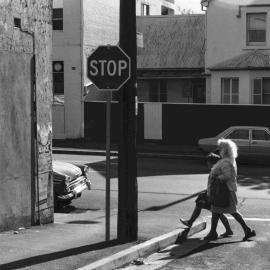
<box><xmin>179</xmin><ymin>153</ymin><xmax>233</xmax><ymax>237</ymax></box>
<box><xmin>204</xmin><ymin>138</ymin><xmax>256</xmax><ymax>241</ymax></box>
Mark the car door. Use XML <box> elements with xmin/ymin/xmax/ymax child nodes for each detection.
<box><xmin>250</xmin><ymin>128</ymin><xmax>270</xmax><ymax>157</ymax></box>
<box><xmin>225</xmin><ymin>128</ymin><xmax>250</xmax><ymax>157</ymax></box>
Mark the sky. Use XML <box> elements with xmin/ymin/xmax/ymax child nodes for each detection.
<box><xmin>178</xmin><ymin>0</ymin><xmax>204</xmax><ymax>14</ymax></box>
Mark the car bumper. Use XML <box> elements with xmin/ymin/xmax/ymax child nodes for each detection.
<box><xmin>57</xmin><ymin>178</ymin><xmax>91</xmax><ymax>201</ymax></box>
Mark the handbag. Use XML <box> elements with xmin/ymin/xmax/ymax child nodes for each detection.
<box><xmin>210</xmin><ymin>178</ymin><xmax>230</xmax><ymax>208</ymax></box>
<box><xmin>195</xmin><ymin>190</ymin><xmax>211</xmax><ymax>209</ymax></box>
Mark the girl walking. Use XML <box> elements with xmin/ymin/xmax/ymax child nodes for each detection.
<box><xmin>204</xmin><ymin>138</ymin><xmax>256</xmax><ymax>241</ymax></box>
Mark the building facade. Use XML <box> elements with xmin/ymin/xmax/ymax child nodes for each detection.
<box><xmin>0</xmin><ymin>1</ymin><xmax>53</xmax><ymax>231</ymax></box>
<box><xmin>203</xmin><ymin>0</ymin><xmax>270</xmax><ymax>105</ymax></box>
<box><xmin>52</xmin><ymin>0</ymin><xmax>185</xmax><ymax>139</ymax></box>
<box><xmin>136</xmin><ymin>0</ymin><xmax>182</xmax><ymax>16</ymax></box>
<box><xmin>52</xmin><ymin>0</ymin><xmax>119</xmax><ymax>139</ymax></box>
<box><xmin>136</xmin><ymin>14</ymin><xmax>206</xmax><ymax>104</ymax></box>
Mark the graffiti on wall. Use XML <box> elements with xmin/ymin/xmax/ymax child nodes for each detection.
<box><xmin>37</xmin><ymin>123</ymin><xmax>52</xmax><ymax>173</ymax></box>
<box><xmin>36</xmin><ymin>123</ymin><xmax>53</xmax><ymax>215</ymax></box>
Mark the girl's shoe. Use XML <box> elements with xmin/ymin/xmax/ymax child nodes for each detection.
<box><xmin>220</xmin><ymin>230</ymin><xmax>233</xmax><ymax>238</ymax></box>
<box><xmin>179</xmin><ymin>218</ymin><xmax>192</xmax><ymax>228</ymax></box>
<box><xmin>203</xmin><ymin>232</ymin><xmax>218</xmax><ymax>241</ymax></box>
<box><xmin>243</xmin><ymin>228</ymin><xmax>256</xmax><ymax>241</ymax></box>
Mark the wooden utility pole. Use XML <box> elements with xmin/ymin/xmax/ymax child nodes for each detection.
<box><xmin>117</xmin><ymin>0</ymin><xmax>138</xmax><ymax>241</ymax></box>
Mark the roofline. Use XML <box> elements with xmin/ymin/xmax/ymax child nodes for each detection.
<box><xmin>228</xmin><ymin>126</ymin><xmax>269</xmax><ymax>129</ymax></box>
<box><xmin>137</xmin><ymin>67</ymin><xmax>205</xmax><ymax>71</ymax></box>
<box><xmin>209</xmin><ymin>67</ymin><xmax>270</xmax><ymax>71</ymax></box>
<box><xmin>136</xmin><ymin>14</ymin><xmax>205</xmax><ymax>19</ymax></box>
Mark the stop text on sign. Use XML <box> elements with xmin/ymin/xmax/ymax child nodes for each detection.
<box><xmin>89</xmin><ymin>60</ymin><xmax>128</xmax><ymax>77</ymax></box>
<box><xmin>87</xmin><ymin>45</ymin><xmax>131</xmax><ymax>91</ymax></box>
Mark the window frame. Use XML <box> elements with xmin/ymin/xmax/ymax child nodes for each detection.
<box><xmin>221</xmin><ymin>77</ymin><xmax>239</xmax><ymax>104</ymax></box>
<box><xmin>141</xmin><ymin>3</ymin><xmax>150</xmax><ymax>16</ymax></box>
<box><xmin>53</xmin><ymin>61</ymin><xmax>64</xmax><ymax>98</ymax></box>
<box><xmin>52</xmin><ymin>8</ymin><xmax>63</xmax><ymax>31</ymax></box>
<box><xmin>252</xmin><ymin>129</ymin><xmax>270</xmax><ymax>141</ymax></box>
<box><xmin>246</xmin><ymin>13</ymin><xmax>267</xmax><ymax>46</ymax></box>
<box><xmin>253</xmin><ymin>77</ymin><xmax>270</xmax><ymax>104</ymax></box>
<box><xmin>149</xmin><ymin>80</ymin><xmax>167</xmax><ymax>103</ymax></box>
<box><xmin>226</xmin><ymin>129</ymin><xmax>250</xmax><ymax>141</ymax></box>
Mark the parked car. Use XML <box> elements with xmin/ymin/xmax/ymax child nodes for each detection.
<box><xmin>198</xmin><ymin>126</ymin><xmax>270</xmax><ymax>159</ymax></box>
<box><xmin>53</xmin><ymin>161</ymin><xmax>91</xmax><ymax>208</ymax></box>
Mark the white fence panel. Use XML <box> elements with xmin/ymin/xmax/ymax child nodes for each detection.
<box><xmin>144</xmin><ymin>103</ymin><xmax>162</xmax><ymax>140</ymax></box>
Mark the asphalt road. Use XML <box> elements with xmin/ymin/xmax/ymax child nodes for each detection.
<box><xmin>53</xmin><ymin>153</ymin><xmax>270</xmax><ymax>220</ymax></box>
<box><xmin>53</xmin><ymin>154</ymin><xmax>270</xmax><ymax>270</ymax></box>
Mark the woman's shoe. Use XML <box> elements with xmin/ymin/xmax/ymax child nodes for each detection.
<box><xmin>203</xmin><ymin>232</ymin><xmax>218</xmax><ymax>241</ymax></box>
<box><xmin>179</xmin><ymin>218</ymin><xmax>192</xmax><ymax>228</ymax></box>
<box><xmin>243</xmin><ymin>228</ymin><xmax>256</xmax><ymax>241</ymax></box>
<box><xmin>220</xmin><ymin>230</ymin><xmax>233</xmax><ymax>238</ymax></box>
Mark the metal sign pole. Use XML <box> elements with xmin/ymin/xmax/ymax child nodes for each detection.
<box><xmin>105</xmin><ymin>91</ymin><xmax>111</xmax><ymax>241</ymax></box>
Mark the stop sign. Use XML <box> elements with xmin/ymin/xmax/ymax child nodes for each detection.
<box><xmin>87</xmin><ymin>45</ymin><xmax>131</xmax><ymax>91</ymax></box>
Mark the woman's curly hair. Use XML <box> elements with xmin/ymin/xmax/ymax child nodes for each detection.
<box><xmin>217</xmin><ymin>138</ymin><xmax>238</xmax><ymax>159</ymax></box>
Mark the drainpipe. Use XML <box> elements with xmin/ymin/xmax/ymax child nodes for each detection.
<box><xmin>19</xmin><ymin>28</ymin><xmax>40</xmax><ymax>226</ymax></box>
<box><xmin>80</xmin><ymin>0</ymin><xmax>85</xmax><ymax>138</ymax></box>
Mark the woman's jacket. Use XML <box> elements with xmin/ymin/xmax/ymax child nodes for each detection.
<box><xmin>207</xmin><ymin>157</ymin><xmax>237</xmax><ymax>197</ymax></box>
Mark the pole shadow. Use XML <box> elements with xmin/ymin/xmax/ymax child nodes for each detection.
<box><xmin>0</xmin><ymin>239</ymin><xmax>122</xmax><ymax>270</ymax></box>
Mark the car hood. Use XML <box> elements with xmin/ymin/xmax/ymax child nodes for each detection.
<box><xmin>53</xmin><ymin>161</ymin><xmax>82</xmax><ymax>180</ymax></box>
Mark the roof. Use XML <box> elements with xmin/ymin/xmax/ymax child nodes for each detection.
<box><xmin>136</xmin><ymin>15</ymin><xmax>205</xmax><ymax>69</ymax></box>
<box><xmin>228</xmin><ymin>126</ymin><xmax>269</xmax><ymax>129</ymax></box>
<box><xmin>209</xmin><ymin>50</ymin><xmax>270</xmax><ymax>71</ymax></box>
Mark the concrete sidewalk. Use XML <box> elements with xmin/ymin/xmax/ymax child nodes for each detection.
<box><xmin>0</xmin><ymin>209</ymin><xmax>206</xmax><ymax>270</ymax></box>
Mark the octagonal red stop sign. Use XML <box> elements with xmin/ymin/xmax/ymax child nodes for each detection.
<box><xmin>87</xmin><ymin>45</ymin><xmax>131</xmax><ymax>91</ymax></box>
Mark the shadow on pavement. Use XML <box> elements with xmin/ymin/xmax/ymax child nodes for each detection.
<box><xmin>55</xmin><ymin>205</ymin><xmax>101</xmax><ymax>213</ymax></box>
<box><xmin>238</xmin><ymin>173</ymin><xmax>270</xmax><ymax>192</ymax></box>
<box><xmin>86</xmin><ymin>157</ymin><xmax>209</xmax><ymax>179</ymax></box>
<box><xmin>142</xmin><ymin>190</ymin><xmax>204</xmax><ymax>211</ymax></box>
<box><xmin>66</xmin><ymin>220</ymin><xmax>101</xmax><ymax>224</ymax></box>
<box><xmin>0</xmin><ymin>239</ymin><xmax>121</xmax><ymax>270</ymax></box>
<box><xmin>158</xmin><ymin>238</ymin><xmax>242</xmax><ymax>261</ymax></box>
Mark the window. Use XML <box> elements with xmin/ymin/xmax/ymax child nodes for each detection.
<box><xmin>149</xmin><ymin>80</ymin><xmax>167</xmax><ymax>102</ymax></box>
<box><xmin>14</xmin><ymin>17</ymin><xmax>21</xmax><ymax>28</ymax></box>
<box><xmin>141</xmin><ymin>4</ymin><xmax>150</xmax><ymax>16</ymax></box>
<box><xmin>161</xmin><ymin>6</ymin><xmax>174</xmax><ymax>15</ymax></box>
<box><xmin>227</xmin><ymin>129</ymin><xmax>249</xmax><ymax>140</ymax></box>
<box><xmin>53</xmin><ymin>8</ymin><xmax>63</xmax><ymax>30</ymax></box>
<box><xmin>53</xmin><ymin>61</ymin><xmax>64</xmax><ymax>99</ymax></box>
<box><xmin>247</xmin><ymin>13</ymin><xmax>266</xmax><ymax>46</ymax></box>
<box><xmin>221</xmin><ymin>78</ymin><xmax>239</xmax><ymax>104</ymax></box>
<box><xmin>252</xmin><ymin>130</ymin><xmax>270</xmax><ymax>141</ymax></box>
<box><xmin>253</xmin><ymin>78</ymin><xmax>270</xmax><ymax>104</ymax></box>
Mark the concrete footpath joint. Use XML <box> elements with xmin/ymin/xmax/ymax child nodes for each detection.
<box><xmin>77</xmin><ymin>222</ymin><xmax>206</xmax><ymax>270</ymax></box>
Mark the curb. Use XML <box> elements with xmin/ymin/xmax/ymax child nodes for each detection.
<box><xmin>53</xmin><ymin>148</ymin><xmax>204</xmax><ymax>160</ymax></box>
<box><xmin>77</xmin><ymin>221</ymin><xmax>206</xmax><ymax>270</ymax></box>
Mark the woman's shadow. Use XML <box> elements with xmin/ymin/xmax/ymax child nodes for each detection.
<box><xmin>158</xmin><ymin>228</ymin><xmax>242</xmax><ymax>260</ymax></box>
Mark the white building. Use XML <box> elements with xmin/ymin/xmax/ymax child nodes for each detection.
<box><xmin>52</xmin><ymin>0</ymin><xmax>185</xmax><ymax>139</ymax></box>
<box><xmin>52</xmin><ymin>0</ymin><xmax>119</xmax><ymax>139</ymax></box>
<box><xmin>136</xmin><ymin>0</ymin><xmax>182</xmax><ymax>16</ymax></box>
<box><xmin>203</xmin><ymin>0</ymin><xmax>270</xmax><ymax>105</ymax></box>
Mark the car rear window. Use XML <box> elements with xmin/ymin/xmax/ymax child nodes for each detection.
<box><xmin>252</xmin><ymin>130</ymin><xmax>270</xmax><ymax>141</ymax></box>
<box><xmin>226</xmin><ymin>129</ymin><xmax>249</xmax><ymax>140</ymax></box>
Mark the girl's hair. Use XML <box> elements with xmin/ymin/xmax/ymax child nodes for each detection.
<box><xmin>206</xmin><ymin>152</ymin><xmax>221</xmax><ymax>164</ymax></box>
<box><xmin>217</xmin><ymin>138</ymin><xmax>238</xmax><ymax>159</ymax></box>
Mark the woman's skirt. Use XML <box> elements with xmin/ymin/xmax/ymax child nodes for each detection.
<box><xmin>212</xmin><ymin>191</ymin><xmax>238</xmax><ymax>214</ymax></box>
